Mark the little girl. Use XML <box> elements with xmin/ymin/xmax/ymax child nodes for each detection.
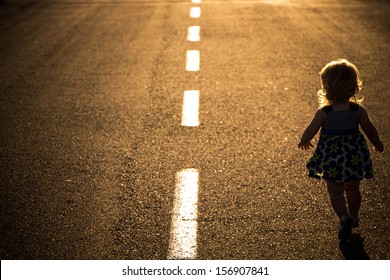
<box><xmin>298</xmin><ymin>59</ymin><xmax>384</xmax><ymax>240</ymax></box>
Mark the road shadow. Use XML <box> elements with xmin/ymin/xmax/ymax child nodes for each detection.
<box><xmin>339</xmin><ymin>234</ymin><xmax>370</xmax><ymax>260</ymax></box>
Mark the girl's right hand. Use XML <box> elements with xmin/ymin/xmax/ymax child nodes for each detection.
<box><xmin>374</xmin><ymin>141</ymin><xmax>384</xmax><ymax>152</ymax></box>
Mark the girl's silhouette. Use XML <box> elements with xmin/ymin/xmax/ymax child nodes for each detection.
<box><xmin>298</xmin><ymin>59</ymin><xmax>384</xmax><ymax>240</ymax></box>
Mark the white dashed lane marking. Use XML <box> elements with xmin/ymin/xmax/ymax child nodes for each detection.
<box><xmin>190</xmin><ymin>7</ymin><xmax>201</xmax><ymax>18</ymax></box>
<box><xmin>167</xmin><ymin>0</ymin><xmax>201</xmax><ymax>260</ymax></box>
<box><xmin>181</xmin><ymin>90</ymin><xmax>200</xmax><ymax>127</ymax></box>
<box><xmin>186</xmin><ymin>50</ymin><xmax>200</xmax><ymax>71</ymax></box>
<box><xmin>187</xmin><ymin>26</ymin><xmax>200</xmax><ymax>42</ymax></box>
<box><xmin>168</xmin><ymin>169</ymin><xmax>199</xmax><ymax>260</ymax></box>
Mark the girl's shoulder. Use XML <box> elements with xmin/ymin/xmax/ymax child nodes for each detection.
<box><xmin>314</xmin><ymin>107</ymin><xmax>327</xmax><ymax>123</ymax></box>
<box><xmin>320</xmin><ymin>105</ymin><xmax>333</xmax><ymax>113</ymax></box>
<box><xmin>350</xmin><ymin>102</ymin><xmax>360</xmax><ymax>111</ymax></box>
<box><xmin>355</xmin><ymin>103</ymin><xmax>368</xmax><ymax>120</ymax></box>
<box><xmin>321</xmin><ymin>102</ymin><xmax>363</xmax><ymax>113</ymax></box>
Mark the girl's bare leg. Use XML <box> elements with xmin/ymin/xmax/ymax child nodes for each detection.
<box><xmin>327</xmin><ymin>181</ymin><xmax>354</xmax><ymax>239</ymax></box>
<box><xmin>327</xmin><ymin>181</ymin><xmax>348</xmax><ymax>219</ymax></box>
<box><xmin>344</xmin><ymin>181</ymin><xmax>361</xmax><ymax>219</ymax></box>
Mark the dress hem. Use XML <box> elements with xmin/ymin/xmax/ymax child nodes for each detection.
<box><xmin>307</xmin><ymin>172</ymin><xmax>374</xmax><ymax>183</ymax></box>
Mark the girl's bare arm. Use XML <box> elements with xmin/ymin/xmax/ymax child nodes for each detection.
<box><xmin>298</xmin><ymin>109</ymin><xmax>324</xmax><ymax>150</ymax></box>
<box><xmin>359</xmin><ymin>106</ymin><xmax>384</xmax><ymax>152</ymax></box>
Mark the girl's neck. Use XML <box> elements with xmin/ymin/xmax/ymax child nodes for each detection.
<box><xmin>332</xmin><ymin>101</ymin><xmax>350</xmax><ymax>112</ymax></box>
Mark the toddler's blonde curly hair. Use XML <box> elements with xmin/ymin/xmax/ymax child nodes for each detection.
<box><xmin>318</xmin><ymin>59</ymin><xmax>363</xmax><ymax>107</ymax></box>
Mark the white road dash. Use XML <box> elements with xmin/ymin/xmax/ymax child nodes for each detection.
<box><xmin>168</xmin><ymin>169</ymin><xmax>199</xmax><ymax>260</ymax></box>
<box><xmin>181</xmin><ymin>90</ymin><xmax>199</xmax><ymax>127</ymax></box>
<box><xmin>190</xmin><ymin>7</ymin><xmax>201</xmax><ymax>18</ymax></box>
<box><xmin>187</xmin><ymin>26</ymin><xmax>200</xmax><ymax>42</ymax></box>
<box><xmin>192</xmin><ymin>0</ymin><xmax>201</xmax><ymax>3</ymax></box>
<box><xmin>186</xmin><ymin>50</ymin><xmax>200</xmax><ymax>71</ymax></box>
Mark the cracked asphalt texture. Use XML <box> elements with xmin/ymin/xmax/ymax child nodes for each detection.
<box><xmin>0</xmin><ymin>0</ymin><xmax>389</xmax><ymax>259</ymax></box>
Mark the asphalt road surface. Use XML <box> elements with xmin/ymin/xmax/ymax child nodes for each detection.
<box><xmin>1</xmin><ymin>0</ymin><xmax>389</xmax><ymax>260</ymax></box>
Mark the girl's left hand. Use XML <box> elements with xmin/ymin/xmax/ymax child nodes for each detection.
<box><xmin>298</xmin><ymin>141</ymin><xmax>314</xmax><ymax>150</ymax></box>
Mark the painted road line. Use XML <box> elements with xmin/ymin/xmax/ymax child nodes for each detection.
<box><xmin>181</xmin><ymin>90</ymin><xmax>199</xmax><ymax>127</ymax></box>
<box><xmin>186</xmin><ymin>50</ymin><xmax>200</xmax><ymax>71</ymax></box>
<box><xmin>187</xmin><ymin>26</ymin><xmax>200</xmax><ymax>42</ymax></box>
<box><xmin>192</xmin><ymin>0</ymin><xmax>201</xmax><ymax>3</ymax></box>
<box><xmin>190</xmin><ymin>7</ymin><xmax>201</xmax><ymax>18</ymax></box>
<box><xmin>168</xmin><ymin>168</ymin><xmax>199</xmax><ymax>260</ymax></box>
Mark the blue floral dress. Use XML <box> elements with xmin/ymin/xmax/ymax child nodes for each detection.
<box><xmin>307</xmin><ymin>102</ymin><xmax>373</xmax><ymax>182</ymax></box>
